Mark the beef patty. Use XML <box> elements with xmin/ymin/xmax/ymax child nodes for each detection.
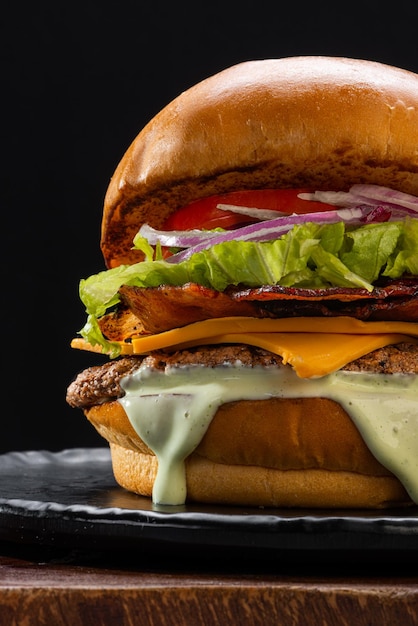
<box><xmin>66</xmin><ymin>342</ymin><xmax>418</xmax><ymax>409</ymax></box>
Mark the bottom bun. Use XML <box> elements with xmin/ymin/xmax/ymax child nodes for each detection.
<box><xmin>109</xmin><ymin>443</ymin><xmax>409</xmax><ymax>509</ymax></box>
<box><xmin>86</xmin><ymin>398</ymin><xmax>412</xmax><ymax>509</ymax></box>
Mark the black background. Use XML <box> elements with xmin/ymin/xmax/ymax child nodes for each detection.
<box><xmin>2</xmin><ymin>2</ymin><xmax>418</xmax><ymax>453</ymax></box>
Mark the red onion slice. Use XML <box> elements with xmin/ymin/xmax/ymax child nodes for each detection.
<box><xmin>138</xmin><ymin>224</ymin><xmax>221</xmax><ymax>249</ymax></box>
<box><xmin>216</xmin><ymin>203</ymin><xmax>287</xmax><ymax>220</ymax></box>
<box><xmin>166</xmin><ymin>207</ymin><xmax>366</xmax><ymax>262</ymax></box>
<box><xmin>299</xmin><ymin>184</ymin><xmax>418</xmax><ymax>214</ymax></box>
<box><xmin>351</xmin><ymin>184</ymin><xmax>418</xmax><ymax>212</ymax></box>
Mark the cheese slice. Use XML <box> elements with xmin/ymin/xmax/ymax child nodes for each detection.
<box><xmin>161</xmin><ymin>332</ymin><xmax>412</xmax><ymax>378</ymax></box>
<box><xmin>72</xmin><ymin>316</ymin><xmax>418</xmax><ymax>378</ymax></box>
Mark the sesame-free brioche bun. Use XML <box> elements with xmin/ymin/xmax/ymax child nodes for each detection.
<box><xmin>85</xmin><ymin>398</ymin><xmax>411</xmax><ymax>508</ymax></box>
<box><xmin>101</xmin><ymin>56</ymin><xmax>418</xmax><ymax>268</ymax></box>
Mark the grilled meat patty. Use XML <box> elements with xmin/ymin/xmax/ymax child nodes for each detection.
<box><xmin>66</xmin><ymin>342</ymin><xmax>418</xmax><ymax>409</ymax></box>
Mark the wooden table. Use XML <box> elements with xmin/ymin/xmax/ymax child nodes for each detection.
<box><xmin>1</xmin><ymin>542</ymin><xmax>417</xmax><ymax>626</ymax></box>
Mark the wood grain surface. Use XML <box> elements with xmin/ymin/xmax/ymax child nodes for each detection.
<box><xmin>1</xmin><ymin>552</ymin><xmax>417</xmax><ymax>626</ymax></box>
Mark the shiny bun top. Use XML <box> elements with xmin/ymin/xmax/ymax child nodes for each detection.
<box><xmin>101</xmin><ymin>56</ymin><xmax>418</xmax><ymax>267</ymax></box>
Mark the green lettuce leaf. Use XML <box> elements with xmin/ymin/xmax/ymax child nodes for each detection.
<box><xmin>383</xmin><ymin>216</ymin><xmax>418</xmax><ymax>277</ymax></box>
<box><xmin>341</xmin><ymin>222</ymin><xmax>402</xmax><ymax>283</ymax></box>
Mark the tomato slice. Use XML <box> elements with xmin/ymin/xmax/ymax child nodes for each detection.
<box><xmin>163</xmin><ymin>189</ymin><xmax>335</xmax><ymax>231</ymax></box>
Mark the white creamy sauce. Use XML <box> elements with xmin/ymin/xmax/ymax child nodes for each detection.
<box><xmin>119</xmin><ymin>364</ymin><xmax>418</xmax><ymax>506</ymax></box>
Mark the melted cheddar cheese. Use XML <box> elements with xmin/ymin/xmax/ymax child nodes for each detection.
<box><xmin>72</xmin><ymin>316</ymin><xmax>418</xmax><ymax>378</ymax></box>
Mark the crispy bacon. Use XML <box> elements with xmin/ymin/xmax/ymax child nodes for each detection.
<box><xmin>117</xmin><ymin>283</ymin><xmax>261</xmax><ymax>334</ymax></box>
<box><xmin>98</xmin><ymin>308</ymin><xmax>145</xmax><ymax>341</ymax></box>
<box><xmin>229</xmin><ymin>277</ymin><xmax>418</xmax><ymax>324</ymax></box>
<box><xmin>103</xmin><ymin>278</ymin><xmax>418</xmax><ymax>336</ymax></box>
<box><xmin>230</xmin><ymin>277</ymin><xmax>418</xmax><ymax>302</ymax></box>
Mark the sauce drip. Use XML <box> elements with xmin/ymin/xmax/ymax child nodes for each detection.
<box><xmin>119</xmin><ymin>364</ymin><xmax>418</xmax><ymax>505</ymax></box>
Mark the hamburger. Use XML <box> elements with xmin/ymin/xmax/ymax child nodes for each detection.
<box><xmin>66</xmin><ymin>56</ymin><xmax>418</xmax><ymax>509</ymax></box>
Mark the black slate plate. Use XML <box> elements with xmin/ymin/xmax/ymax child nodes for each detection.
<box><xmin>0</xmin><ymin>448</ymin><xmax>417</xmax><ymax>565</ymax></box>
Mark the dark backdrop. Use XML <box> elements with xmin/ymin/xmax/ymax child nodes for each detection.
<box><xmin>2</xmin><ymin>2</ymin><xmax>418</xmax><ymax>453</ymax></box>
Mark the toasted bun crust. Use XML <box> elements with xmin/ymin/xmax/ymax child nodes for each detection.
<box><xmin>101</xmin><ymin>56</ymin><xmax>418</xmax><ymax>268</ymax></box>
<box><xmin>85</xmin><ymin>398</ymin><xmax>411</xmax><ymax>508</ymax></box>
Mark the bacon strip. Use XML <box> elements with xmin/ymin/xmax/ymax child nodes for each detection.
<box><xmin>230</xmin><ymin>277</ymin><xmax>418</xmax><ymax>302</ymax></box>
<box><xmin>116</xmin><ymin>283</ymin><xmax>261</xmax><ymax>334</ymax></box>
<box><xmin>106</xmin><ymin>278</ymin><xmax>418</xmax><ymax>335</ymax></box>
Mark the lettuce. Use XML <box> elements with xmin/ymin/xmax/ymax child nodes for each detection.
<box><xmin>383</xmin><ymin>216</ymin><xmax>418</xmax><ymax>277</ymax></box>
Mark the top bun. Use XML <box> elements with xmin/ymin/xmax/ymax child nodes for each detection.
<box><xmin>101</xmin><ymin>56</ymin><xmax>418</xmax><ymax>268</ymax></box>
